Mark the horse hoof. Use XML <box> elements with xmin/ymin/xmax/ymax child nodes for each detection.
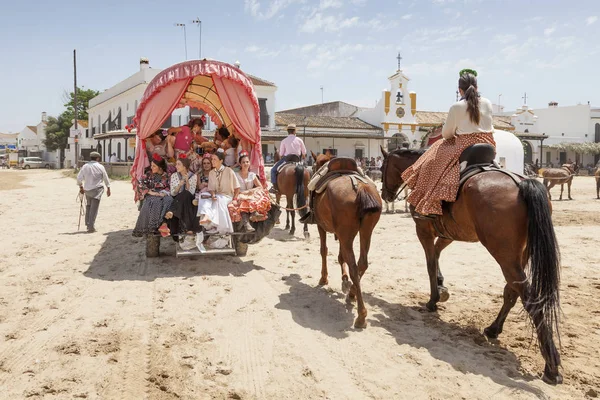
<box><xmin>318</xmin><ymin>278</ymin><xmax>328</xmax><ymax>286</ymax></box>
<box><xmin>438</xmin><ymin>286</ymin><xmax>450</xmax><ymax>302</ymax></box>
<box><xmin>289</xmin><ymin>230</ymin><xmax>295</xmax><ymax>236</ymax></box>
<box><xmin>426</xmin><ymin>301</ymin><xmax>437</xmax><ymax>312</ymax></box>
<box><xmin>542</xmin><ymin>370</ymin><xmax>563</xmax><ymax>385</ymax></box>
<box><xmin>285</xmin><ymin>225</ymin><xmax>290</xmax><ymax>230</ymax></box>
<box><xmin>354</xmin><ymin>317</ymin><xmax>367</xmax><ymax>329</ymax></box>
<box><xmin>341</xmin><ymin>280</ymin><xmax>352</xmax><ymax>294</ymax></box>
<box><xmin>304</xmin><ymin>231</ymin><xmax>310</xmax><ymax>240</ymax></box>
<box><xmin>483</xmin><ymin>326</ymin><xmax>499</xmax><ymax>339</ymax></box>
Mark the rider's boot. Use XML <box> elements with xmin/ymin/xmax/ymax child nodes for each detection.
<box><xmin>241</xmin><ymin>213</ymin><xmax>255</xmax><ymax>233</ymax></box>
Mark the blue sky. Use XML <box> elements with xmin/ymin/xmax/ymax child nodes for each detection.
<box><xmin>0</xmin><ymin>0</ymin><xmax>598</xmax><ymax>133</ymax></box>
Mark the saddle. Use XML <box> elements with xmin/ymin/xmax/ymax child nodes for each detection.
<box><xmin>312</xmin><ymin>157</ymin><xmax>373</xmax><ymax>194</ymax></box>
<box><xmin>276</xmin><ymin>154</ymin><xmax>302</xmax><ymax>174</ymax></box>
<box><xmin>420</xmin><ymin>144</ymin><xmax>525</xmax><ymax>240</ymax></box>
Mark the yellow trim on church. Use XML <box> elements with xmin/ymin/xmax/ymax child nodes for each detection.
<box><xmin>410</xmin><ymin>92</ymin><xmax>417</xmax><ymax>116</ymax></box>
<box><xmin>384</xmin><ymin>91</ymin><xmax>391</xmax><ymax>115</ymax></box>
<box><xmin>383</xmin><ymin>123</ymin><xmax>389</xmax><ymax>133</ymax></box>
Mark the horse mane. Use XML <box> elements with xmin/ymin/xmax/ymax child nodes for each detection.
<box><xmin>390</xmin><ymin>148</ymin><xmax>426</xmax><ymax>157</ymax></box>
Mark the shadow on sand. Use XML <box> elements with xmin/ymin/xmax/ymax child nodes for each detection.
<box><xmin>82</xmin><ymin>229</ymin><xmax>263</xmax><ymax>282</ymax></box>
<box><xmin>277</xmin><ymin>273</ymin><xmax>547</xmax><ymax>398</ymax></box>
<box><xmin>275</xmin><ymin>274</ymin><xmax>354</xmax><ymax>339</ymax></box>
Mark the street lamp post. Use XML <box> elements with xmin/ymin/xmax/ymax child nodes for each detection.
<box><xmin>175</xmin><ymin>23</ymin><xmax>188</xmax><ymax>60</ymax></box>
<box><xmin>192</xmin><ymin>18</ymin><xmax>201</xmax><ymax>59</ymax></box>
<box><xmin>498</xmin><ymin>93</ymin><xmax>502</xmax><ymax>112</ymax></box>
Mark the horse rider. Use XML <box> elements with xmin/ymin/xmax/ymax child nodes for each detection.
<box><xmin>270</xmin><ymin>123</ymin><xmax>306</xmax><ymax>194</ymax></box>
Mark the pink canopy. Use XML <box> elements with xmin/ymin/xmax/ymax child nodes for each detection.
<box><xmin>131</xmin><ymin>60</ymin><xmax>265</xmax><ymax>193</ymax></box>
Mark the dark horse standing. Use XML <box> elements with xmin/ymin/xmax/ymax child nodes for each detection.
<box><xmin>311</xmin><ymin>152</ymin><xmax>382</xmax><ymax>328</ymax></box>
<box><xmin>273</xmin><ymin>149</ymin><xmax>310</xmax><ymax>238</ymax></box>
<box><xmin>380</xmin><ymin>147</ymin><xmax>562</xmax><ymax>384</ymax></box>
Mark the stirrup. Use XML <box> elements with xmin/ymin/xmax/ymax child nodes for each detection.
<box><xmin>299</xmin><ymin>211</ymin><xmax>315</xmax><ymax>224</ymax></box>
<box><xmin>412</xmin><ymin>212</ymin><xmax>437</xmax><ymax>220</ymax></box>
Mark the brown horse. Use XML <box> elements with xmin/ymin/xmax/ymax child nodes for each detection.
<box><xmin>311</xmin><ymin>151</ymin><xmax>382</xmax><ymax>328</ymax></box>
<box><xmin>542</xmin><ymin>163</ymin><xmax>578</xmax><ymax>200</ymax></box>
<box><xmin>273</xmin><ymin>148</ymin><xmax>310</xmax><ymax>238</ymax></box>
<box><xmin>595</xmin><ymin>168</ymin><xmax>600</xmax><ymax>199</ymax></box>
<box><xmin>380</xmin><ymin>147</ymin><xmax>562</xmax><ymax>384</ymax></box>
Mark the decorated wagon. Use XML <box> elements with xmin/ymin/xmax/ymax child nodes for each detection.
<box><xmin>130</xmin><ymin>59</ymin><xmax>280</xmax><ymax>258</ymax></box>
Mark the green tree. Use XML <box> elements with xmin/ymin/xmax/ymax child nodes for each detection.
<box><xmin>44</xmin><ymin>114</ymin><xmax>72</xmax><ymax>167</ymax></box>
<box><xmin>63</xmin><ymin>87</ymin><xmax>100</xmax><ymax>121</ymax></box>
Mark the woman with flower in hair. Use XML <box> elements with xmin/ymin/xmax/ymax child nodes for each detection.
<box><xmin>133</xmin><ymin>154</ymin><xmax>172</xmax><ymax>237</ymax></box>
<box><xmin>146</xmin><ymin>129</ymin><xmax>168</xmax><ymax>159</ymax></box>
<box><xmin>401</xmin><ymin>69</ymin><xmax>496</xmax><ymax>216</ymax></box>
<box><xmin>228</xmin><ymin>151</ymin><xmax>271</xmax><ymax>233</ymax></box>
<box><xmin>165</xmin><ymin>154</ymin><xmax>199</xmax><ymax>238</ymax></box>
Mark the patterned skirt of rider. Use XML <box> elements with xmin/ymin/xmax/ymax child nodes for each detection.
<box><xmin>401</xmin><ymin>132</ymin><xmax>496</xmax><ymax>216</ymax></box>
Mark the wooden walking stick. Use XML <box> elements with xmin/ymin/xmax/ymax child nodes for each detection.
<box><xmin>77</xmin><ymin>192</ymin><xmax>86</xmax><ymax>231</ymax></box>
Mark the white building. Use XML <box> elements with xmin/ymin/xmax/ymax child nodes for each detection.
<box><xmin>15</xmin><ymin>112</ymin><xmax>61</xmax><ymax>163</ymax></box>
<box><xmin>508</xmin><ymin>102</ymin><xmax>600</xmax><ymax>167</ymax></box>
<box><xmin>0</xmin><ymin>132</ymin><xmax>18</xmax><ymax>150</ymax></box>
<box><xmin>82</xmin><ymin>58</ymin><xmax>277</xmax><ymax>164</ymax></box>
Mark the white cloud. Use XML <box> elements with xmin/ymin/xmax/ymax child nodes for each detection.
<box><xmin>543</xmin><ymin>26</ymin><xmax>555</xmax><ymax>36</ymax></box>
<box><xmin>319</xmin><ymin>0</ymin><xmax>342</xmax><ymax>9</ymax></box>
<box><xmin>243</xmin><ymin>45</ymin><xmax>283</xmax><ymax>58</ymax></box>
<box><xmin>245</xmin><ymin>45</ymin><xmax>261</xmax><ymax>53</ymax></box>
<box><xmin>587</xmin><ymin>16</ymin><xmax>598</xmax><ymax>25</ymax></box>
<box><xmin>492</xmin><ymin>34</ymin><xmax>517</xmax><ymax>44</ymax></box>
<box><xmin>244</xmin><ymin>0</ymin><xmax>299</xmax><ymax>20</ymax></box>
<box><xmin>401</xmin><ymin>14</ymin><xmax>412</xmax><ymax>20</ymax></box>
<box><xmin>366</xmin><ymin>17</ymin><xmax>399</xmax><ymax>31</ymax></box>
<box><xmin>300</xmin><ymin>13</ymin><xmax>359</xmax><ymax>33</ymax></box>
<box><xmin>301</xmin><ymin>43</ymin><xmax>317</xmax><ymax>52</ymax></box>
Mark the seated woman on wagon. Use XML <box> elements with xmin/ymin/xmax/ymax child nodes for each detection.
<box><xmin>164</xmin><ymin>155</ymin><xmax>200</xmax><ymax>238</ymax></box>
<box><xmin>196</xmin><ymin>150</ymin><xmax>240</xmax><ymax>234</ymax></box>
<box><xmin>132</xmin><ymin>155</ymin><xmax>172</xmax><ymax>237</ymax></box>
<box><xmin>228</xmin><ymin>151</ymin><xmax>271</xmax><ymax>233</ymax></box>
<box><xmin>146</xmin><ymin>129</ymin><xmax>168</xmax><ymax>159</ymax></box>
<box><xmin>193</xmin><ymin>153</ymin><xmax>213</xmax><ymax>205</ymax></box>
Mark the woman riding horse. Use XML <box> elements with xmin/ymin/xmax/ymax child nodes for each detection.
<box><xmin>402</xmin><ymin>70</ymin><xmax>495</xmax><ymax>217</ymax></box>
<box><xmin>380</xmin><ymin>70</ymin><xmax>562</xmax><ymax>384</ymax></box>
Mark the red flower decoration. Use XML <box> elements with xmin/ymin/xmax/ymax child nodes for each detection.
<box><xmin>178</xmin><ymin>153</ymin><xmax>187</xmax><ymax>159</ymax></box>
<box><xmin>201</xmin><ymin>115</ymin><xmax>207</xmax><ymax>123</ymax></box>
<box><xmin>239</xmin><ymin>150</ymin><xmax>249</xmax><ymax>158</ymax></box>
<box><xmin>152</xmin><ymin>153</ymin><xmax>163</xmax><ymax>162</ymax></box>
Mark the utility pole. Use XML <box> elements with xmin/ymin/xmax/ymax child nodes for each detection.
<box><xmin>73</xmin><ymin>49</ymin><xmax>78</xmax><ymax>169</ymax></box>
<box><xmin>522</xmin><ymin>92</ymin><xmax>528</xmax><ymax>105</ymax></box>
<box><xmin>175</xmin><ymin>23</ymin><xmax>188</xmax><ymax>60</ymax></box>
<box><xmin>320</xmin><ymin>86</ymin><xmax>324</xmax><ymax>104</ymax></box>
<box><xmin>192</xmin><ymin>18</ymin><xmax>201</xmax><ymax>59</ymax></box>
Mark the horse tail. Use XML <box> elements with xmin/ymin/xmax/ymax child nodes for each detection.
<box><xmin>356</xmin><ymin>183</ymin><xmax>382</xmax><ymax>220</ymax></box>
<box><xmin>519</xmin><ymin>178</ymin><xmax>561</xmax><ymax>342</ymax></box>
<box><xmin>295</xmin><ymin>164</ymin><xmax>307</xmax><ymax>217</ymax></box>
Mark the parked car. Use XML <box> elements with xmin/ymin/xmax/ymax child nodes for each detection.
<box><xmin>19</xmin><ymin>157</ymin><xmax>52</xmax><ymax>169</ymax></box>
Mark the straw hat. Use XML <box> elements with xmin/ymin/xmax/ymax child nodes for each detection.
<box><xmin>287</xmin><ymin>124</ymin><xmax>297</xmax><ymax>130</ymax></box>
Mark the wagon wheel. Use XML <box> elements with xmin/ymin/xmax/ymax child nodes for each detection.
<box><xmin>232</xmin><ymin>236</ymin><xmax>248</xmax><ymax>256</ymax></box>
<box><xmin>146</xmin><ymin>235</ymin><xmax>160</xmax><ymax>258</ymax></box>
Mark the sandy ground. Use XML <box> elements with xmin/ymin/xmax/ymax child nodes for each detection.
<box><xmin>0</xmin><ymin>168</ymin><xmax>599</xmax><ymax>400</ymax></box>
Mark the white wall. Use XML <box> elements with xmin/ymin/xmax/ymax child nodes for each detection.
<box><xmin>18</xmin><ymin>127</ymin><xmax>39</xmax><ymax>150</ymax></box>
<box><xmin>255</xmin><ymin>85</ymin><xmax>277</xmax><ymax>130</ymax></box>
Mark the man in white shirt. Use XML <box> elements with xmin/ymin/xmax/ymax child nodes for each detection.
<box><xmin>77</xmin><ymin>152</ymin><xmax>111</xmax><ymax>233</ymax></box>
<box><xmin>270</xmin><ymin>124</ymin><xmax>306</xmax><ymax>193</ymax></box>
<box><xmin>109</xmin><ymin>153</ymin><xmax>118</xmax><ymax>163</ymax></box>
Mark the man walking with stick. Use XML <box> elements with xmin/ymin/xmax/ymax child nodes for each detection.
<box><xmin>77</xmin><ymin>152</ymin><xmax>111</xmax><ymax>233</ymax></box>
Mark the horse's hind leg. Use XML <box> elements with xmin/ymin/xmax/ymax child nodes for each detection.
<box><xmin>559</xmin><ymin>183</ymin><xmax>564</xmax><ymax>201</ymax></box>
<box><xmin>318</xmin><ymin>225</ymin><xmax>328</xmax><ymax>286</ymax></box>
<box><xmin>434</xmin><ymin>238</ymin><xmax>453</xmax><ymax>303</ymax></box>
<box><xmin>289</xmin><ymin>209</ymin><xmax>296</xmax><ymax>236</ymax></box>
<box><xmin>415</xmin><ymin>221</ymin><xmax>440</xmax><ymax>312</ymax></box>
<box><xmin>567</xmin><ymin>179</ymin><xmax>573</xmax><ymax>200</ymax></box>
<box><xmin>339</xmin><ymin>248</ymin><xmax>352</xmax><ymax>295</ymax></box>
<box><xmin>303</xmin><ymin>222</ymin><xmax>309</xmax><ymax>240</ymax></box>
<box><xmin>340</xmin><ymin>239</ymin><xmax>366</xmax><ymax>328</ymax></box>
<box><xmin>484</xmin><ymin>283</ymin><xmax>519</xmax><ymax>338</ymax></box>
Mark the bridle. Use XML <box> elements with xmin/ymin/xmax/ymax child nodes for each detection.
<box><xmin>380</xmin><ymin>155</ymin><xmax>408</xmax><ymax>201</ymax></box>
